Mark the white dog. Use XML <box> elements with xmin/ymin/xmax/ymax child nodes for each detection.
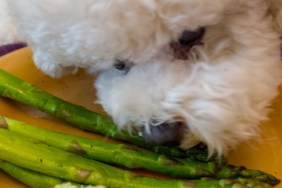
<box><xmin>0</xmin><ymin>0</ymin><xmax>281</xmax><ymax>156</ymax></box>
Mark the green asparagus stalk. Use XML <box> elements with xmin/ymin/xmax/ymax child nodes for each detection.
<box><xmin>0</xmin><ymin>115</ymin><xmax>217</xmax><ymax>178</ymax></box>
<box><xmin>0</xmin><ymin>160</ymin><xmax>86</xmax><ymax>188</ymax></box>
<box><xmin>0</xmin><ymin>68</ymin><xmax>222</xmax><ymax>163</ymax></box>
<box><xmin>0</xmin><ymin>129</ymin><xmax>274</xmax><ymax>188</ymax></box>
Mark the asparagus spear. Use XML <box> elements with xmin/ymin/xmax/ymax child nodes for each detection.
<box><xmin>0</xmin><ymin>68</ymin><xmax>222</xmax><ymax>162</ymax></box>
<box><xmin>0</xmin><ymin>160</ymin><xmax>83</xmax><ymax>188</ymax></box>
<box><xmin>0</xmin><ymin>160</ymin><xmax>106</xmax><ymax>188</ymax></box>
<box><xmin>0</xmin><ymin>129</ymin><xmax>274</xmax><ymax>188</ymax></box>
<box><xmin>0</xmin><ymin>116</ymin><xmax>217</xmax><ymax>178</ymax></box>
<box><xmin>216</xmin><ymin>165</ymin><xmax>280</xmax><ymax>186</ymax></box>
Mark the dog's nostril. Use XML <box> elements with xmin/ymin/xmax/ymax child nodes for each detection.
<box><xmin>178</xmin><ymin>27</ymin><xmax>205</xmax><ymax>46</ymax></box>
<box><xmin>141</xmin><ymin>121</ymin><xmax>185</xmax><ymax>146</ymax></box>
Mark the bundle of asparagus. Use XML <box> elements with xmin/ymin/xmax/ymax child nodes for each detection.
<box><xmin>0</xmin><ymin>69</ymin><xmax>280</xmax><ymax>187</ymax></box>
<box><xmin>0</xmin><ymin>117</ymin><xmax>217</xmax><ymax>179</ymax></box>
<box><xmin>0</xmin><ymin>117</ymin><xmax>278</xmax><ymax>187</ymax></box>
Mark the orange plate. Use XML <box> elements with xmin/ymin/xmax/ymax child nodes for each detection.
<box><xmin>0</xmin><ymin>48</ymin><xmax>281</xmax><ymax>187</ymax></box>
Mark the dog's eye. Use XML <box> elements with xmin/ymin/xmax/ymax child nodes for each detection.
<box><xmin>178</xmin><ymin>27</ymin><xmax>205</xmax><ymax>46</ymax></box>
<box><xmin>114</xmin><ymin>62</ymin><xmax>126</xmax><ymax>70</ymax></box>
<box><xmin>114</xmin><ymin>59</ymin><xmax>131</xmax><ymax>73</ymax></box>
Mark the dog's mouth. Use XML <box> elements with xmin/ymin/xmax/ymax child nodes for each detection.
<box><xmin>140</xmin><ymin>121</ymin><xmax>200</xmax><ymax>148</ymax></box>
<box><xmin>170</xmin><ymin>27</ymin><xmax>205</xmax><ymax>60</ymax></box>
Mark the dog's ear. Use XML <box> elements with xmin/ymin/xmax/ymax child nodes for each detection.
<box><xmin>268</xmin><ymin>0</ymin><xmax>282</xmax><ymax>34</ymax></box>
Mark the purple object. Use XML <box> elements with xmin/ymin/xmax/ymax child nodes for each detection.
<box><xmin>0</xmin><ymin>43</ymin><xmax>27</xmax><ymax>57</ymax></box>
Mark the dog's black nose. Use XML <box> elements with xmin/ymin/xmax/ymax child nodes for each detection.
<box><xmin>178</xmin><ymin>27</ymin><xmax>205</xmax><ymax>46</ymax></box>
<box><xmin>141</xmin><ymin>121</ymin><xmax>185</xmax><ymax>146</ymax></box>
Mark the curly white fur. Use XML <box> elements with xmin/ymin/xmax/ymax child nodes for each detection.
<box><xmin>1</xmin><ymin>0</ymin><xmax>281</xmax><ymax>155</ymax></box>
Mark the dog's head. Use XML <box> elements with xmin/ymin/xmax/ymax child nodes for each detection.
<box><xmin>91</xmin><ymin>0</ymin><xmax>282</xmax><ymax>155</ymax></box>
